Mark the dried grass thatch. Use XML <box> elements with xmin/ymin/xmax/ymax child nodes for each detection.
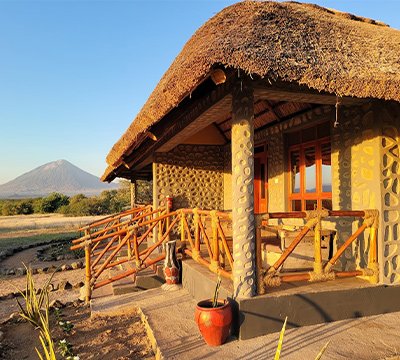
<box><xmin>104</xmin><ymin>1</ymin><xmax>400</xmax><ymax>174</ymax></box>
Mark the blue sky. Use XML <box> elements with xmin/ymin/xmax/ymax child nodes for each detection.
<box><xmin>0</xmin><ymin>0</ymin><xmax>399</xmax><ymax>184</ymax></box>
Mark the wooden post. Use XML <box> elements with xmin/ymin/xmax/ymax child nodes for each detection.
<box><xmin>314</xmin><ymin>216</ymin><xmax>323</xmax><ymax>275</ymax></box>
<box><xmin>231</xmin><ymin>76</ymin><xmax>256</xmax><ymax>299</ymax></box>
<box><xmin>84</xmin><ymin>241</ymin><xmax>92</xmax><ymax>303</ymax></box>
<box><xmin>130</xmin><ymin>180</ymin><xmax>136</xmax><ymax>209</ymax></box>
<box><xmin>368</xmin><ymin>211</ymin><xmax>379</xmax><ymax>284</ymax></box>
<box><xmin>166</xmin><ymin>196</ymin><xmax>172</xmax><ymax>243</ymax></box>
<box><xmin>194</xmin><ymin>209</ymin><xmax>200</xmax><ymax>252</ymax></box>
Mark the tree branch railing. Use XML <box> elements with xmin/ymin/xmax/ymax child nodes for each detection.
<box><xmin>179</xmin><ymin>209</ymin><xmax>233</xmax><ymax>280</ymax></box>
<box><xmin>256</xmin><ymin>209</ymin><xmax>379</xmax><ymax>294</ymax></box>
<box><xmin>71</xmin><ymin>205</ymin><xmax>379</xmax><ymax>302</ymax></box>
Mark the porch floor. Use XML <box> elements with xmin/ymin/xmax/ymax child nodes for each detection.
<box><xmin>90</xmin><ymin>285</ymin><xmax>400</xmax><ymax>360</ymax></box>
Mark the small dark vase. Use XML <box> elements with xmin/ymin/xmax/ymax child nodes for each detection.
<box><xmin>195</xmin><ymin>299</ymin><xmax>232</xmax><ymax>346</ymax></box>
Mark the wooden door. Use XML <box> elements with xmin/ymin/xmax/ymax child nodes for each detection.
<box><xmin>254</xmin><ymin>146</ymin><xmax>268</xmax><ymax>214</ymax></box>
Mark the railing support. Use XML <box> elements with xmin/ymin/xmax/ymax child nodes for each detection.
<box><xmin>313</xmin><ymin>214</ymin><xmax>323</xmax><ymax>275</ymax></box>
<box><xmin>84</xmin><ymin>241</ymin><xmax>92</xmax><ymax>303</ymax></box>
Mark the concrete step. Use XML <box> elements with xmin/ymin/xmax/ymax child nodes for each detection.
<box><xmin>110</xmin><ymin>259</ymin><xmax>165</xmax><ymax>295</ymax></box>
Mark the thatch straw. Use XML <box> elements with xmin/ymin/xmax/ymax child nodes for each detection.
<box><xmin>104</xmin><ymin>1</ymin><xmax>400</xmax><ymax>173</ymax></box>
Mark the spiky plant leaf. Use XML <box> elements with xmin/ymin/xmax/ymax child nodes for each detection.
<box><xmin>315</xmin><ymin>340</ymin><xmax>330</xmax><ymax>360</ymax></box>
<box><xmin>274</xmin><ymin>317</ymin><xmax>288</xmax><ymax>360</ymax></box>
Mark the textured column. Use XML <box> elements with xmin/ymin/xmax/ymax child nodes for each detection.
<box><xmin>231</xmin><ymin>77</ymin><xmax>256</xmax><ymax>298</ymax></box>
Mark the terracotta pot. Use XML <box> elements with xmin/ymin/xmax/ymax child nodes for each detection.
<box><xmin>195</xmin><ymin>299</ymin><xmax>232</xmax><ymax>346</ymax></box>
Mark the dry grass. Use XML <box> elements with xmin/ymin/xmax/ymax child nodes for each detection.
<box><xmin>0</xmin><ymin>213</ymin><xmax>104</xmax><ymax>250</ymax></box>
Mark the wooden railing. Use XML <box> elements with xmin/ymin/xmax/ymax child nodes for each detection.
<box><xmin>71</xmin><ymin>205</ymin><xmax>379</xmax><ymax>301</ymax></box>
<box><xmin>256</xmin><ymin>209</ymin><xmax>379</xmax><ymax>294</ymax></box>
<box><xmin>179</xmin><ymin>209</ymin><xmax>233</xmax><ymax>279</ymax></box>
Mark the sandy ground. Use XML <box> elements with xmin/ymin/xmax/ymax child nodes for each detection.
<box><xmin>0</xmin><ymin>302</ymin><xmax>154</xmax><ymax>360</ymax></box>
<box><xmin>0</xmin><ymin>213</ymin><xmax>155</xmax><ymax>360</ymax></box>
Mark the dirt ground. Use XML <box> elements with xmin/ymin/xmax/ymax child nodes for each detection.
<box><xmin>0</xmin><ymin>214</ymin><xmax>155</xmax><ymax>360</ymax></box>
<box><xmin>0</xmin><ymin>303</ymin><xmax>154</xmax><ymax>360</ymax></box>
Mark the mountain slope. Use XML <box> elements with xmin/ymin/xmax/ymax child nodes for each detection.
<box><xmin>0</xmin><ymin>160</ymin><xmax>118</xmax><ymax>198</ymax></box>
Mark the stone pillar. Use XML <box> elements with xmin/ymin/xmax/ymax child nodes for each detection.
<box><xmin>231</xmin><ymin>77</ymin><xmax>256</xmax><ymax>298</ymax></box>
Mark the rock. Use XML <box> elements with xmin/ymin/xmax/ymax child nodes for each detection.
<box><xmin>46</xmin><ymin>266</ymin><xmax>57</xmax><ymax>274</ymax></box>
<box><xmin>78</xmin><ymin>286</ymin><xmax>87</xmax><ymax>302</ymax></box>
<box><xmin>31</xmin><ymin>268</ymin><xmax>38</xmax><ymax>275</ymax></box>
<box><xmin>49</xmin><ymin>299</ymin><xmax>65</xmax><ymax>309</ymax></box>
<box><xmin>73</xmin><ymin>281</ymin><xmax>84</xmax><ymax>289</ymax></box>
<box><xmin>9</xmin><ymin>312</ymin><xmax>19</xmax><ymax>320</ymax></box>
<box><xmin>72</xmin><ymin>300</ymin><xmax>81</xmax><ymax>307</ymax></box>
<box><xmin>61</xmin><ymin>264</ymin><xmax>72</xmax><ymax>271</ymax></box>
<box><xmin>70</xmin><ymin>262</ymin><xmax>79</xmax><ymax>270</ymax></box>
<box><xmin>4</xmin><ymin>293</ymin><xmax>14</xmax><ymax>300</ymax></box>
<box><xmin>76</xmin><ymin>261</ymin><xmax>84</xmax><ymax>268</ymax></box>
<box><xmin>15</xmin><ymin>268</ymin><xmax>26</xmax><ymax>276</ymax></box>
<box><xmin>0</xmin><ymin>330</ymin><xmax>4</xmax><ymax>342</ymax></box>
<box><xmin>51</xmin><ymin>283</ymin><xmax>60</xmax><ymax>291</ymax></box>
<box><xmin>56</xmin><ymin>255</ymin><xmax>64</xmax><ymax>261</ymax></box>
<box><xmin>13</xmin><ymin>291</ymin><xmax>22</xmax><ymax>298</ymax></box>
<box><xmin>6</xmin><ymin>269</ymin><xmax>15</xmax><ymax>276</ymax></box>
<box><xmin>59</xmin><ymin>281</ymin><xmax>73</xmax><ymax>290</ymax></box>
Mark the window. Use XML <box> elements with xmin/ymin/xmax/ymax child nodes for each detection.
<box><xmin>288</xmin><ymin>125</ymin><xmax>332</xmax><ymax>211</ymax></box>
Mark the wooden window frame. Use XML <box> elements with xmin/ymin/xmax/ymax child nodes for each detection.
<box><xmin>288</xmin><ymin>136</ymin><xmax>332</xmax><ymax>211</ymax></box>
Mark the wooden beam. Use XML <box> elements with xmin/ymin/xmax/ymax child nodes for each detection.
<box><xmin>122</xmin><ymin>79</ymin><xmax>233</xmax><ymax>169</ymax></box>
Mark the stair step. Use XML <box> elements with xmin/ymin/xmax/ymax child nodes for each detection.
<box><xmin>110</xmin><ymin>259</ymin><xmax>165</xmax><ymax>295</ymax></box>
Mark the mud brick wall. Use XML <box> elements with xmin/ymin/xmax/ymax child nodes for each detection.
<box><xmin>153</xmin><ymin>144</ymin><xmax>224</xmax><ymax>210</ymax></box>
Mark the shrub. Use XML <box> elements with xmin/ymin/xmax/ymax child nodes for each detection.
<box><xmin>15</xmin><ymin>200</ymin><xmax>34</xmax><ymax>215</ymax></box>
<box><xmin>40</xmin><ymin>193</ymin><xmax>70</xmax><ymax>213</ymax></box>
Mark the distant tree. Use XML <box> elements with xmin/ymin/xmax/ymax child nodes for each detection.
<box><xmin>40</xmin><ymin>193</ymin><xmax>70</xmax><ymax>213</ymax></box>
<box><xmin>136</xmin><ymin>180</ymin><xmax>153</xmax><ymax>205</ymax></box>
<box><xmin>15</xmin><ymin>200</ymin><xmax>34</xmax><ymax>215</ymax></box>
<box><xmin>1</xmin><ymin>201</ymin><xmax>16</xmax><ymax>216</ymax></box>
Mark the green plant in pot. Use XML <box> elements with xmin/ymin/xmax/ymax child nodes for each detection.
<box><xmin>195</xmin><ymin>275</ymin><xmax>232</xmax><ymax>346</ymax></box>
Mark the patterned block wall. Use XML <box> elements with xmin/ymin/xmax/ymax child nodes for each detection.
<box><xmin>154</xmin><ymin>144</ymin><xmax>224</xmax><ymax>210</ymax></box>
<box><xmin>379</xmin><ymin>102</ymin><xmax>400</xmax><ymax>284</ymax></box>
<box><xmin>332</xmin><ymin>104</ymin><xmax>382</xmax><ymax>271</ymax></box>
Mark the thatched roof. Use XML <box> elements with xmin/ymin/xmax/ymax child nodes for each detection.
<box><xmin>103</xmin><ymin>1</ymin><xmax>400</xmax><ymax>180</ymax></box>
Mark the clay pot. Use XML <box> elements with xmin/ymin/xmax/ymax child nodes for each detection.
<box><xmin>195</xmin><ymin>299</ymin><xmax>232</xmax><ymax>346</ymax></box>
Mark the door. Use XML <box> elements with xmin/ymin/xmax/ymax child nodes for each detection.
<box><xmin>254</xmin><ymin>145</ymin><xmax>268</xmax><ymax>214</ymax></box>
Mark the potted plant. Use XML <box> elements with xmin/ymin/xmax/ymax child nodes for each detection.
<box><xmin>194</xmin><ymin>276</ymin><xmax>232</xmax><ymax>346</ymax></box>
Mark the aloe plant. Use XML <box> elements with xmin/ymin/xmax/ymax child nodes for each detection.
<box><xmin>35</xmin><ymin>308</ymin><xmax>57</xmax><ymax>360</ymax></box>
<box><xmin>13</xmin><ymin>264</ymin><xmax>56</xmax><ymax>329</ymax></box>
<box><xmin>212</xmin><ymin>275</ymin><xmax>222</xmax><ymax>307</ymax></box>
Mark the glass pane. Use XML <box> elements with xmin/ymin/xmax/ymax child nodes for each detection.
<box><xmin>292</xmin><ymin>200</ymin><xmax>302</xmax><ymax>211</ymax></box>
<box><xmin>321</xmin><ymin>142</ymin><xmax>332</xmax><ymax>193</ymax></box>
<box><xmin>305</xmin><ymin>200</ymin><xmax>317</xmax><ymax>210</ymax></box>
<box><xmin>290</xmin><ymin>150</ymin><xmax>300</xmax><ymax>193</ymax></box>
<box><xmin>261</xmin><ymin>164</ymin><xmax>266</xmax><ymax>199</ymax></box>
<box><xmin>322</xmin><ymin>199</ymin><xmax>332</xmax><ymax>210</ymax></box>
<box><xmin>304</xmin><ymin>146</ymin><xmax>316</xmax><ymax>193</ymax></box>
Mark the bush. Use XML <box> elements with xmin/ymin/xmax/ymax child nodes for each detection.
<box><xmin>1</xmin><ymin>201</ymin><xmax>16</xmax><ymax>216</ymax></box>
<box><xmin>15</xmin><ymin>200</ymin><xmax>34</xmax><ymax>215</ymax></box>
<box><xmin>40</xmin><ymin>193</ymin><xmax>69</xmax><ymax>213</ymax></box>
